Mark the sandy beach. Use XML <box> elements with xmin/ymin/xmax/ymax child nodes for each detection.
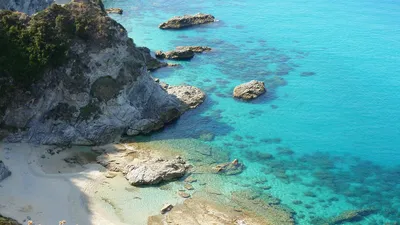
<box><xmin>0</xmin><ymin>142</ymin><xmax>191</xmax><ymax>225</ymax></box>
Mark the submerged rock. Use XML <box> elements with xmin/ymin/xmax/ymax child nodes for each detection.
<box><xmin>159</xmin><ymin>13</ymin><xmax>216</xmax><ymax>29</ymax></box>
<box><xmin>213</xmin><ymin>159</ymin><xmax>245</xmax><ymax>175</ymax></box>
<box><xmin>233</xmin><ymin>80</ymin><xmax>266</xmax><ymax>100</ymax></box>
<box><xmin>165</xmin><ymin>85</ymin><xmax>206</xmax><ymax>109</ymax></box>
<box><xmin>312</xmin><ymin>208</ymin><xmax>377</xmax><ymax>225</ymax></box>
<box><xmin>0</xmin><ymin>160</ymin><xmax>11</xmax><ymax>182</ymax></box>
<box><xmin>124</xmin><ymin>157</ymin><xmax>188</xmax><ymax>186</ymax></box>
<box><xmin>155</xmin><ymin>49</ymin><xmax>195</xmax><ymax>60</ymax></box>
<box><xmin>105</xmin><ymin>8</ymin><xmax>123</xmax><ymax>14</ymax></box>
<box><xmin>175</xmin><ymin>46</ymin><xmax>212</xmax><ymax>53</ymax></box>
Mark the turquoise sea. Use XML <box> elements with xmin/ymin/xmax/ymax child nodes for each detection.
<box><xmin>104</xmin><ymin>0</ymin><xmax>400</xmax><ymax>224</ymax></box>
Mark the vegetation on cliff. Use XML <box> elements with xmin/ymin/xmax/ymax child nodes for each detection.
<box><xmin>0</xmin><ymin>0</ymin><xmax>125</xmax><ymax>116</ymax></box>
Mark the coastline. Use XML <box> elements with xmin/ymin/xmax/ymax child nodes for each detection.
<box><xmin>0</xmin><ymin>141</ymin><xmax>295</xmax><ymax>225</ymax></box>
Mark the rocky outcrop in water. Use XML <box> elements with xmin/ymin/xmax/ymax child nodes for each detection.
<box><xmin>105</xmin><ymin>7</ymin><xmax>122</xmax><ymax>14</ymax></box>
<box><xmin>0</xmin><ymin>160</ymin><xmax>11</xmax><ymax>182</ymax></box>
<box><xmin>233</xmin><ymin>80</ymin><xmax>266</xmax><ymax>100</ymax></box>
<box><xmin>156</xmin><ymin>49</ymin><xmax>195</xmax><ymax>60</ymax></box>
<box><xmin>213</xmin><ymin>159</ymin><xmax>245</xmax><ymax>175</ymax></box>
<box><xmin>0</xmin><ymin>0</ymin><xmax>203</xmax><ymax>145</ymax></box>
<box><xmin>165</xmin><ymin>85</ymin><xmax>206</xmax><ymax>109</ymax></box>
<box><xmin>137</xmin><ymin>47</ymin><xmax>168</xmax><ymax>71</ymax></box>
<box><xmin>175</xmin><ymin>46</ymin><xmax>212</xmax><ymax>53</ymax></box>
<box><xmin>0</xmin><ymin>0</ymin><xmax>53</xmax><ymax>14</ymax></box>
<box><xmin>124</xmin><ymin>157</ymin><xmax>188</xmax><ymax>186</ymax></box>
<box><xmin>159</xmin><ymin>13</ymin><xmax>215</xmax><ymax>29</ymax></box>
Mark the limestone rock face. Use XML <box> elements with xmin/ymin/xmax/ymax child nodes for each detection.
<box><xmin>0</xmin><ymin>160</ymin><xmax>11</xmax><ymax>182</ymax></box>
<box><xmin>233</xmin><ymin>80</ymin><xmax>266</xmax><ymax>100</ymax></box>
<box><xmin>159</xmin><ymin>13</ymin><xmax>215</xmax><ymax>29</ymax></box>
<box><xmin>0</xmin><ymin>0</ymin><xmax>53</xmax><ymax>15</ymax></box>
<box><xmin>0</xmin><ymin>1</ymin><xmax>202</xmax><ymax>145</ymax></box>
<box><xmin>166</xmin><ymin>86</ymin><xmax>206</xmax><ymax>109</ymax></box>
<box><xmin>124</xmin><ymin>157</ymin><xmax>188</xmax><ymax>186</ymax></box>
<box><xmin>155</xmin><ymin>49</ymin><xmax>195</xmax><ymax>60</ymax></box>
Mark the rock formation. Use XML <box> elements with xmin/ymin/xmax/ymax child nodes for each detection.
<box><xmin>124</xmin><ymin>157</ymin><xmax>188</xmax><ymax>186</ymax></box>
<box><xmin>233</xmin><ymin>80</ymin><xmax>266</xmax><ymax>100</ymax></box>
<box><xmin>165</xmin><ymin>85</ymin><xmax>206</xmax><ymax>109</ymax></box>
<box><xmin>213</xmin><ymin>159</ymin><xmax>245</xmax><ymax>175</ymax></box>
<box><xmin>137</xmin><ymin>47</ymin><xmax>168</xmax><ymax>71</ymax></box>
<box><xmin>155</xmin><ymin>49</ymin><xmax>195</xmax><ymax>60</ymax></box>
<box><xmin>0</xmin><ymin>0</ymin><xmax>53</xmax><ymax>15</ymax></box>
<box><xmin>105</xmin><ymin>7</ymin><xmax>122</xmax><ymax>14</ymax></box>
<box><xmin>0</xmin><ymin>0</ymin><xmax>204</xmax><ymax>145</ymax></box>
<box><xmin>159</xmin><ymin>13</ymin><xmax>215</xmax><ymax>29</ymax></box>
<box><xmin>0</xmin><ymin>160</ymin><xmax>11</xmax><ymax>182</ymax></box>
<box><xmin>175</xmin><ymin>46</ymin><xmax>212</xmax><ymax>53</ymax></box>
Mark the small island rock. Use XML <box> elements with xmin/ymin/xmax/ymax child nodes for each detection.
<box><xmin>105</xmin><ymin>8</ymin><xmax>123</xmax><ymax>14</ymax></box>
<box><xmin>124</xmin><ymin>158</ymin><xmax>188</xmax><ymax>186</ymax></box>
<box><xmin>159</xmin><ymin>13</ymin><xmax>216</xmax><ymax>29</ymax></box>
<box><xmin>233</xmin><ymin>80</ymin><xmax>266</xmax><ymax>100</ymax></box>
<box><xmin>155</xmin><ymin>49</ymin><xmax>195</xmax><ymax>60</ymax></box>
<box><xmin>175</xmin><ymin>46</ymin><xmax>212</xmax><ymax>53</ymax></box>
<box><xmin>166</xmin><ymin>85</ymin><xmax>206</xmax><ymax>109</ymax></box>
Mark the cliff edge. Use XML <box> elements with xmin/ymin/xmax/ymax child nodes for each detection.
<box><xmin>0</xmin><ymin>0</ymin><xmax>195</xmax><ymax>145</ymax></box>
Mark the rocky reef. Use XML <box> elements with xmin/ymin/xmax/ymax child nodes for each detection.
<box><xmin>0</xmin><ymin>160</ymin><xmax>11</xmax><ymax>182</ymax></box>
<box><xmin>312</xmin><ymin>208</ymin><xmax>377</xmax><ymax>225</ymax></box>
<box><xmin>159</xmin><ymin>13</ymin><xmax>215</xmax><ymax>29</ymax></box>
<box><xmin>233</xmin><ymin>80</ymin><xmax>266</xmax><ymax>100</ymax></box>
<box><xmin>0</xmin><ymin>0</ymin><xmax>53</xmax><ymax>15</ymax></box>
<box><xmin>165</xmin><ymin>85</ymin><xmax>206</xmax><ymax>109</ymax></box>
<box><xmin>0</xmin><ymin>0</ymin><xmax>203</xmax><ymax>145</ymax></box>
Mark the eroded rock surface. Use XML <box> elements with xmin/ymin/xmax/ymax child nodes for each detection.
<box><xmin>105</xmin><ymin>7</ymin><xmax>122</xmax><ymax>14</ymax></box>
<box><xmin>175</xmin><ymin>46</ymin><xmax>212</xmax><ymax>53</ymax></box>
<box><xmin>213</xmin><ymin>159</ymin><xmax>245</xmax><ymax>175</ymax></box>
<box><xmin>155</xmin><ymin>49</ymin><xmax>195</xmax><ymax>60</ymax></box>
<box><xmin>0</xmin><ymin>1</ymin><xmax>203</xmax><ymax>145</ymax></box>
<box><xmin>0</xmin><ymin>0</ymin><xmax>53</xmax><ymax>15</ymax></box>
<box><xmin>159</xmin><ymin>13</ymin><xmax>215</xmax><ymax>29</ymax></box>
<box><xmin>124</xmin><ymin>157</ymin><xmax>188</xmax><ymax>186</ymax></box>
<box><xmin>138</xmin><ymin>47</ymin><xmax>168</xmax><ymax>71</ymax></box>
<box><xmin>166</xmin><ymin>85</ymin><xmax>206</xmax><ymax>109</ymax></box>
<box><xmin>233</xmin><ymin>80</ymin><xmax>266</xmax><ymax>100</ymax></box>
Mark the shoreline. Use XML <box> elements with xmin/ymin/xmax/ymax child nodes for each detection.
<box><xmin>0</xmin><ymin>141</ymin><xmax>295</xmax><ymax>225</ymax></box>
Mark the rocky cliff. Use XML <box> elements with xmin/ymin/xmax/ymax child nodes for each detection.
<box><xmin>0</xmin><ymin>0</ymin><xmax>196</xmax><ymax>145</ymax></box>
<box><xmin>0</xmin><ymin>0</ymin><xmax>53</xmax><ymax>14</ymax></box>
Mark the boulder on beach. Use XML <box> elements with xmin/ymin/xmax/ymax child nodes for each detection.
<box><xmin>165</xmin><ymin>85</ymin><xmax>206</xmax><ymax>109</ymax></box>
<box><xmin>0</xmin><ymin>160</ymin><xmax>11</xmax><ymax>182</ymax></box>
<box><xmin>159</xmin><ymin>13</ymin><xmax>216</xmax><ymax>29</ymax></box>
<box><xmin>233</xmin><ymin>80</ymin><xmax>266</xmax><ymax>100</ymax></box>
<box><xmin>105</xmin><ymin>8</ymin><xmax>123</xmax><ymax>14</ymax></box>
<box><xmin>124</xmin><ymin>157</ymin><xmax>189</xmax><ymax>186</ymax></box>
<box><xmin>155</xmin><ymin>49</ymin><xmax>195</xmax><ymax>60</ymax></box>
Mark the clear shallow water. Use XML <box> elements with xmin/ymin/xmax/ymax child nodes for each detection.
<box><xmin>104</xmin><ymin>0</ymin><xmax>400</xmax><ymax>224</ymax></box>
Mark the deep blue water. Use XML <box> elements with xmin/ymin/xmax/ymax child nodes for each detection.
<box><xmin>104</xmin><ymin>0</ymin><xmax>400</xmax><ymax>223</ymax></box>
